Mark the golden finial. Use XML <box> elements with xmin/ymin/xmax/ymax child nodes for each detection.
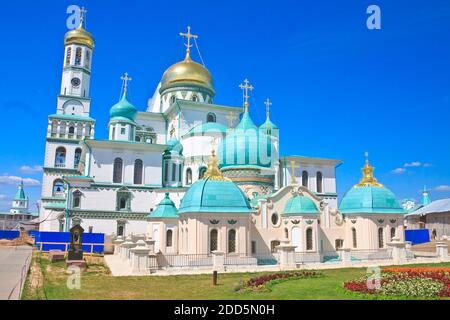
<box><xmin>179</xmin><ymin>26</ymin><xmax>198</xmax><ymax>61</ymax></box>
<box><xmin>239</xmin><ymin>79</ymin><xmax>254</xmax><ymax>113</ymax></box>
<box><xmin>289</xmin><ymin>160</ymin><xmax>300</xmax><ymax>184</ymax></box>
<box><xmin>120</xmin><ymin>72</ymin><xmax>132</xmax><ymax>97</ymax></box>
<box><xmin>355</xmin><ymin>152</ymin><xmax>383</xmax><ymax>188</ymax></box>
<box><xmin>226</xmin><ymin>111</ymin><xmax>238</xmax><ymax>128</ymax></box>
<box><xmin>78</xmin><ymin>7</ymin><xmax>87</xmax><ymax>29</ymax></box>
<box><xmin>203</xmin><ymin>148</ymin><xmax>229</xmax><ymax>181</ymax></box>
<box><xmin>264</xmin><ymin>98</ymin><xmax>272</xmax><ymax>118</ymax></box>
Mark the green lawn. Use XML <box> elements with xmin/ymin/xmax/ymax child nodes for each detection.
<box><xmin>22</xmin><ymin>253</ymin><xmax>450</xmax><ymax>300</ymax></box>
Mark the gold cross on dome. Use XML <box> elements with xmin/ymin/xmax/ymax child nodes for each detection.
<box><xmin>289</xmin><ymin>160</ymin><xmax>300</xmax><ymax>184</ymax></box>
<box><xmin>79</xmin><ymin>7</ymin><xmax>87</xmax><ymax>28</ymax></box>
<box><xmin>179</xmin><ymin>26</ymin><xmax>199</xmax><ymax>59</ymax></box>
<box><xmin>264</xmin><ymin>98</ymin><xmax>272</xmax><ymax>117</ymax></box>
<box><xmin>120</xmin><ymin>72</ymin><xmax>132</xmax><ymax>96</ymax></box>
<box><xmin>239</xmin><ymin>79</ymin><xmax>254</xmax><ymax>112</ymax></box>
<box><xmin>226</xmin><ymin>111</ymin><xmax>238</xmax><ymax>128</ymax></box>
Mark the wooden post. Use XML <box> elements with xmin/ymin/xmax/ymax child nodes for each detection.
<box><xmin>212</xmin><ymin>270</ymin><xmax>218</xmax><ymax>286</ymax></box>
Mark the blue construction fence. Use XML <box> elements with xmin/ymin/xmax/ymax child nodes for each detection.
<box><xmin>0</xmin><ymin>230</ymin><xmax>104</xmax><ymax>254</ymax></box>
<box><xmin>405</xmin><ymin>229</ymin><xmax>430</xmax><ymax>245</ymax></box>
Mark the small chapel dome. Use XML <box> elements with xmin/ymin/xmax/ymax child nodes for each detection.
<box><xmin>339</xmin><ymin>156</ymin><xmax>406</xmax><ymax>215</ymax></box>
<box><xmin>159</xmin><ymin>56</ymin><xmax>215</xmax><ymax>97</ymax></box>
<box><xmin>165</xmin><ymin>138</ymin><xmax>183</xmax><ymax>155</ymax></box>
<box><xmin>109</xmin><ymin>93</ymin><xmax>138</xmax><ymax>122</ymax></box>
<box><xmin>147</xmin><ymin>193</ymin><xmax>178</xmax><ymax>219</ymax></box>
<box><xmin>283</xmin><ymin>195</ymin><xmax>319</xmax><ymax>215</ymax></box>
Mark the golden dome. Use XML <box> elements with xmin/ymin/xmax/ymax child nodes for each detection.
<box><xmin>64</xmin><ymin>25</ymin><xmax>95</xmax><ymax>50</ymax></box>
<box><xmin>160</xmin><ymin>55</ymin><xmax>215</xmax><ymax>96</ymax></box>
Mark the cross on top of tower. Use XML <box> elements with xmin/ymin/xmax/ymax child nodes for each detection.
<box><xmin>79</xmin><ymin>7</ymin><xmax>87</xmax><ymax>29</ymax></box>
<box><xmin>179</xmin><ymin>26</ymin><xmax>199</xmax><ymax>60</ymax></box>
<box><xmin>120</xmin><ymin>72</ymin><xmax>132</xmax><ymax>96</ymax></box>
<box><xmin>264</xmin><ymin>98</ymin><xmax>272</xmax><ymax>118</ymax></box>
<box><xmin>239</xmin><ymin>79</ymin><xmax>254</xmax><ymax>112</ymax></box>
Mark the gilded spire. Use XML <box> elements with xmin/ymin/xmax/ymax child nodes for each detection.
<box><xmin>179</xmin><ymin>26</ymin><xmax>198</xmax><ymax>61</ymax></box>
<box><xmin>203</xmin><ymin>148</ymin><xmax>229</xmax><ymax>181</ymax></box>
<box><xmin>239</xmin><ymin>79</ymin><xmax>254</xmax><ymax>113</ymax></box>
<box><xmin>355</xmin><ymin>152</ymin><xmax>383</xmax><ymax>188</ymax></box>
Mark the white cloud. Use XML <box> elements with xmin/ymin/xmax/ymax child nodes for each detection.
<box><xmin>435</xmin><ymin>185</ymin><xmax>450</xmax><ymax>192</ymax></box>
<box><xmin>0</xmin><ymin>175</ymin><xmax>41</xmax><ymax>186</ymax></box>
<box><xmin>20</xmin><ymin>165</ymin><xmax>43</xmax><ymax>174</ymax></box>
<box><xmin>404</xmin><ymin>162</ymin><xmax>422</xmax><ymax>167</ymax></box>
<box><xmin>0</xmin><ymin>194</ymin><xmax>8</xmax><ymax>200</ymax></box>
<box><xmin>391</xmin><ymin>168</ymin><xmax>406</xmax><ymax>174</ymax></box>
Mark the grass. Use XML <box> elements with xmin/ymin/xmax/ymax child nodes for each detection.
<box><xmin>22</xmin><ymin>252</ymin><xmax>450</xmax><ymax>300</ymax></box>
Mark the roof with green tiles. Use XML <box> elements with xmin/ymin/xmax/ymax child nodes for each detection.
<box><xmin>147</xmin><ymin>193</ymin><xmax>179</xmax><ymax>219</ymax></box>
<box><xmin>283</xmin><ymin>195</ymin><xmax>320</xmax><ymax>215</ymax></box>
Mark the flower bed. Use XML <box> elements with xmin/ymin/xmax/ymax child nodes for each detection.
<box><xmin>343</xmin><ymin>268</ymin><xmax>450</xmax><ymax>298</ymax></box>
<box><xmin>239</xmin><ymin>271</ymin><xmax>322</xmax><ymax>292</ymax></box>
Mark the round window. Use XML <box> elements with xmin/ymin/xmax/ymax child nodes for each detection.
<box><xmin>271</xmin><ymin>213</ymin><xmax>279</xmax><ymax>226</ymax></box>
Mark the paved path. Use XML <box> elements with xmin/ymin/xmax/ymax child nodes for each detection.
<box><xmin>0</xmin><ymin>246</ymin><xmax>32</xmax><ymax>300</ymax></box>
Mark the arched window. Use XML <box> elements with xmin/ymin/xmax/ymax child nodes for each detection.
<box><xmin>199</xmin><ymin>167</ymin><xmax>207</xmax><ymax>180</ymax></box>
<box><xmin>166</xmin><ymin>230</ymin><xmax>173</xmax><ymax>247</ymax></box>
<box><xmin>65</xmin><ymin>47</ymin><xmax>72</xmax><ymax>65</ymax></box>
<box><xmin>210</xmin><ymin>229</ymin><xmax>218</xmax><ymax>252</ymax></box>
<box><xmin>53</xmin><ymin>179</ymin><xmax>65</xmax><ymax>197</ymax></box>
<box><xmin>178</xmin><ymin>165</ymin><xmax>182</xmax><ymax>183</ymax></box>
<box><xmin>352</xmin><ymin>227</ymin><xmax>357</xmax><ymax>248</ymax></box>
<box><xmin>185</xmin><ymin>168</ymin><xmax>192</xmax><ymax>185</ymax></box>
<box><xmin>284</xmin><ymin>228</ymin><xmax>289</xmax><ymax>239</ymax></box>
<box><xmin>118</xmin><ymin>225</ymin><xmax>124</xmax><ymax>236</ymax></box>
<box><xmin>85</xmin><ymin>50</ymin><xmax>91</xmax><ymax>68</ymax></box>
<box><xmin>192</xmin><ymin>94</ymin><xmax>199</xmax><ymax>102</ymax></box>
<box><xmin>306</xmin><ymin>228</ymin><xmax>313</xmax><ymax>251</ymax></box>
<box><xmin>302</xmin><ymin>171</ymin><xmax>308</xmax><ymax>188</ymax></box>
<box><xmin>134</xmin><ymin>159</ymin><xmax>143</xmax><ymax>185</ymax></box>
<box><xmin>206</xmin><ymin>113</ymin><xmax>216</xmax><ymax>123</ymax></box>
<box><xmin>170</xmin><ymin>95</ymin><xmax>176</xmax><ymax>104</ymax></box>
<box><xmin>316</xmin><ymin>171</ymin><xmax>323</xmax><ymax>193</ymax></box>
<box><xmin>164</xmin><ymin>161</ymin><xmax>169</xmax><ymax>182</ymax></box>
<box><xmin>85</xmin><ymin>124</ymin><xmax>91</xmax><ymax>137</ymax></box>
<box><xmin>55</xmin><ymin>147</ymin><xmax>66</xmax><ymax>167</ymax></box>
<box><xmin>69</xmin><ymin>126</ymin><xmax>75</xmax><ymax>134</ymax></box>
<box><xmin>73</xmin><ymin>191</ymin><xmax>82</xmax><ymax>208</ymax></box>
<box><xmin>51</xmin><ymin>121</ymin><xmax>58</xmax><ymax>134</ymax></box>
<box><xmin>75</xmin><ymin>47</ymin><xmax>82</xmax><ymax>66</ymax></box>
<box><xmin>390</xmin><ymin>227</ymin><xmax>396</xmax><ymax>241</ymax></box>
<box><xmin>135</xmin><ymin>136</ymin><xmax>141</xmax><ymax>142</ymax></box>
<box><xmin>113</xmin><ymin>158</ymin><xmax>123</xmax><ymax>183</ymax></box>
<box><xmin>171</xmin><ymin>163</ymin><xmax>176</xmax><ymax>181</ymax></box>
<box><xmin>228</xmin><ymin>229</ymin><xmax>236</xmax><ymax>253</ymax></box>
<box><xmin>271</xmin><ymin>240</ymin><xmax>280</xmax><ymax>253</ymax></box>
<box><xmin>74</xmin><ymin>148</ymin><xmax>82</xmax><ymax>168</ymax></box>
<box><xmin>378</xmin><ymin>228</ymin><xmax>384</xmax><ymax>248</ymax></box>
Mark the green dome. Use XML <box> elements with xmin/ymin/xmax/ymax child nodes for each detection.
<box><xmin>165</xmin><ymin>139</ymin><xmax>183</xmax><ymax>155</ymax></box>
<box><xmin>183</xmin><ymin>122</ymin><xmax>227</xmax><ymax>137</ymax></box>
<box><xmin>218</xmin><ymin>112</ymin><xmax>273</xmax><ymax>168</ymax></box>
<box><xmin>110</xmin><ymin>94</ymin><xmax>137</xmax><ymax>122</ymax></box>
<box><xmin>339</xmin><ymin>186</ymin><xmax>406</xmax><ymax>214</ymax></box>
<box><xmin>283</xmin><ymin>195</ymin><xmax>319</xmax><ymax>215</ymax></box>
<box><xmin>178</xmin><ymin>177</ymin><xmax>253</xmax><ymax>214</ymax></box>
<box><xmin>259</xmin><ymin>116</ymin><xmax>278</xmax><ymax>131</ymax></box>
<box><xmin>147</xmin><ymin>193</ymin><xmax>178</xmax><ymax>219</ymax></box>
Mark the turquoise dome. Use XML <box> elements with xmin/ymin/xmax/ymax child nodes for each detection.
<box><xmin>339</xmin><ymin>186</ymin><xmax>406</xmax><ymax>214</ymax></box>
<box><xmin>218</xmin><ymin>112</ymin><xmax>273</xmax><ymax>168</ymax></box>
<box><xmin>178</xmin><ymin>177</ymin><xmax>253</xmax><ymax>214</ymax></box>
<box><xmin>147</xmin><ymin>193</ymin><xmax>178</xmax><ymax>219</ymax></box>
<box><xmin>110</xmin><ymin>94</ymin><xmax>138</xmax><ymax>122</ymax></box>
<box><xmin>165</xmin><ymin>139</ymin><xmax>183</xmax><ymax>155</ymax></box>
<box><xmin>283</xmin><ymin>195</ymin><xmax>319</xmax><ymax>215</ymax></box>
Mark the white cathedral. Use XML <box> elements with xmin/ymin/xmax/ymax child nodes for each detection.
<box><xmin>39</xmin><ymin>16</ymin><xmax>407</xmax><ymax>257</ymax></box>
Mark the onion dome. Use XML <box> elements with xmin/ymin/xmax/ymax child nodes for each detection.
<box><xmin>14</xmin><ymin>181</ymin><xmax>27</xmax><ymax>201</ymax></box>
<box><xmin>339</xmin><ymin>156</ymin><xmax>406</xmax><ymax>214</ymax></box>
<box><xmin>260</xmin><ymin>99</ymin><xmax>278</xmax><ymax>132</ymax></box>
<box><xmin>165</xmin><ymin>138</ymin><xmax>183</xmax><ymax>155</ymax></box>
<box><xmin>420</xmin><ymin>186</ymin><xmax>432</xmax><ymax>206</ymax></box>
<box><xmin>159</xmin><ymin>54</ymin><xmax>214</xmax><ymax>96</ymax></box>
<box><xmin>64</xmin><ymin>20</ymin><xmax>94</xmax><ymax>49</ymax></box>
<box><xmin>178</xmin><ymin>151</ymin><xmax>253</xmax><ymax>214</ymax></box>
<box><xmin>109</xmin><ymin>93</ymin><xmax>138</xmax><ymax>122</ymax></box>
<box><xmin>283</xmin><ymin>194</ymin><xmax>319</xmax><ymax>215</ymax></box>
<box><xmin>147</xmin><ymin>193</ymin><xmax>178</xmax><ymax>219</ymax></box>
<box><xmin>219</xmin><ymin>111</ymin><xmax>273</xmax><ymax>168</ymax></box>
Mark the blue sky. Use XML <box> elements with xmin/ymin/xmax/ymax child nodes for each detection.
<box><xmin>0</xmin><ymin>0</ymin><xmax>449</xmax><ymax>211</ymax></box>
